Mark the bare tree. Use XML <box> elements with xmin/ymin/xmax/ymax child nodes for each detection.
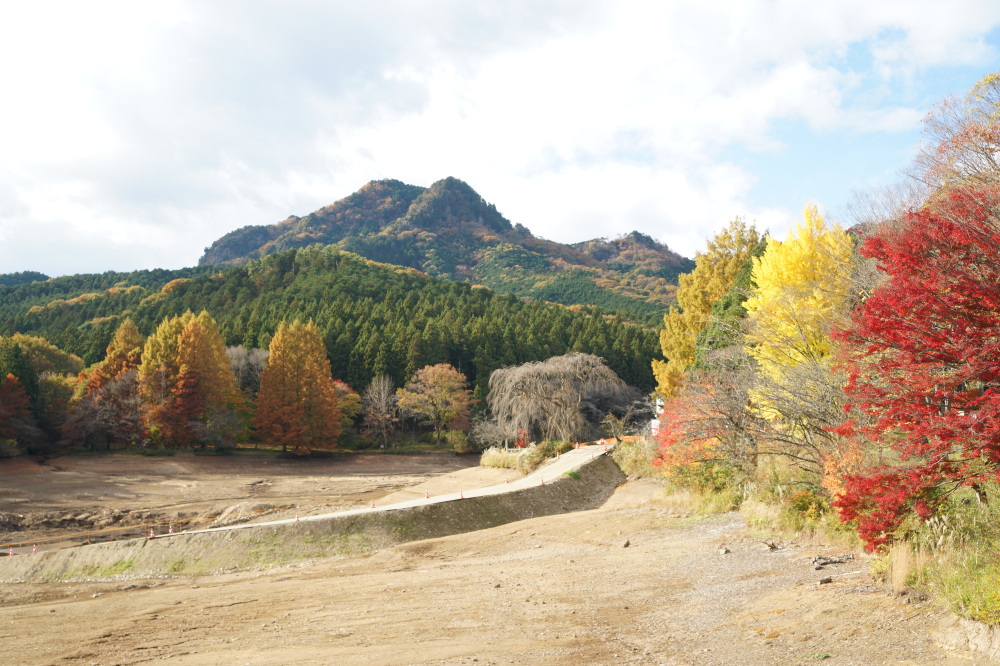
<box><xmin>470</xmin><ymin>416</ymin><xmax>513</xmax><ymax>449</ymax></box>
<box><xmin>666</xmin><ymin>346</ymin><xmax>765</xmax><ymax>477</ymax></box>
<box><xmin>487</xmin><ymin>353</ymin><xmax>625</xmax><ymax>442</ymax></box>
<box><xmin>910</xmin><ymin>74</ymin><xmax>1000</xmax><ymax>190</ymax></box>
<box><xmin>227</xmin><ymin>345</ymin><xmax>269</xmax><ymax>398</ymax></box>
<box><xmin>362</xmin><ymin>374</ymin><xmax>398</xmax><ymax>448</ymax></box>
<box><xmin>843</xmin><ymin>181</ymin><xmax>927</xmax><ymax>231</ymax></box>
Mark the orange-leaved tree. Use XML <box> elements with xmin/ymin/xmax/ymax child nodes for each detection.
<box><xmin>64</xmin><ymin>318</ymin><xmax>146</xmax><ymax>450</ymax></box>
<box><xmin>85</xmin><ymin>318</ymin><xmax>144</xmax><ymax>395</ymax></box>
<box><xmin>139</xmin><ymin>311</ymin><xmax>246</xmax><ymax>447</ymax></box>
<box><xmin>0</xmin><ymin>374</ymin><xmax>35</xmax><ymax>444</ymax></box>
<box><xmin>332</xmin><ymin>380</ymin><xmax>362</xmax><ymax>430</ymax></box>
<box><xmin>253</xmin><ymin>320</ymin><xmax>341</xmax><ymax>454</ymax></box>
<box><xmin>396</xmin><ymin>364</ymin><xmax>472</xmax><ymax>446</ymax></box>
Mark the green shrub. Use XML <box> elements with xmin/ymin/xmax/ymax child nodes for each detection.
<box><xmin>0</xmin><ymin>439</ymin><xmax>19</xmax><ymax>458</ymax></box>
<box><xmin>446</xmin><ymin>430</ymin><xmax>473</xmax><ymax>454</ymax></box>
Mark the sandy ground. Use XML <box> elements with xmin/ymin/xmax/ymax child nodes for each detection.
<box><xmin>0</xmin><ymin>461</ymin><xmax>980</xmax><ymax>665</ymax></box>
<box><xmin>0</xmin><ymin>453</ymin><xmax>484</xmax><ymax>545</ymax></box>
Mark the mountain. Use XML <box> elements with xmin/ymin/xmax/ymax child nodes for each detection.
<box><xmin>200</xmin><ymin>177</ymin><xmax>694</xmax><ymax>321</ymax></box>
<box><xmin>0</xmin><ymin>247</ymin><xmax>660</xmax><ymax>394</ymax></box>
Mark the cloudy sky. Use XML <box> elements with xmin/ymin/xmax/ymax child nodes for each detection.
<box><xmin>2</xmin><ymin>1</ymin><xmax>999</xmax><ymax>276</ymax></box>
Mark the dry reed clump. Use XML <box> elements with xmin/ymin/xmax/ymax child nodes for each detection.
<box><xmin>610</xmin><ymin>437</ymin><xmax>660</xmax><ymax>478</ymax></box>
<box><xmin>479</xmin><ymin>446</ymin><xmax>519</xmax><ymax>469</ymax></box>
<box><xmin>883</xmin><ymin>542</ymin><xmax>931</xmax><ymax>594</ymax></box>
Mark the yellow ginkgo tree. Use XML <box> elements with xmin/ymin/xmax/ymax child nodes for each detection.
<box><xmin>742</xmin><ymin>204</ymin><xmax>856</xmax><ymax>481</ymax></box>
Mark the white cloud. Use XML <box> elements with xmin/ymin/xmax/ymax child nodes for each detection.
<box><xmin>1</xmin><ymin>0</ymin><xmax>999</xmax><ymax>274</ymax></box>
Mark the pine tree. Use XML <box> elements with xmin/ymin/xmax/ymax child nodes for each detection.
<box><xmin>0</xmin><ymin>339</ymin><xmax>40</xmax><ymax>410</ymax></box>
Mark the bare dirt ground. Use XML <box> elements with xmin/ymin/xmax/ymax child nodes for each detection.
<box><xmin>0</xmin><ymin>456</ymin><xmax>981</xmax><ymax>665</ymax></box>
<box><xmin>0</xmin><ymin>453</ymin><xmax>482</xmax><ymax>546</ymax></box>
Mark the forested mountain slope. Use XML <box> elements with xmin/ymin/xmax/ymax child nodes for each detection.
<box><xmin>0</xmin><ymin>246</ymin><xmax>659</xmax><ymax>395</ymax></box>
<box><xmin>199</xmin><ymin>177</ymin><xmax>694</xmax><ymax>322</ymax></box>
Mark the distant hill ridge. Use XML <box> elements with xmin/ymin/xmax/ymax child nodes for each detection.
<box><xmin>200</xmin><ymin>177</ymin><xmax>694</xmax><ymax>320</ymax></box>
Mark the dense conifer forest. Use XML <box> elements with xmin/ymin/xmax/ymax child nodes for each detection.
<box><xmin>0</xmin><ymin>246</ymin><xmax>659</xmax><ymax>398</ymax></box>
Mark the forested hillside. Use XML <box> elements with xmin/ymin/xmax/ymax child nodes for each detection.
<box><xmin>0</xmin><ymin>271</ymin><xmax>50</xmax><ymax>287</ymax></box>
<box><xmin>200</xmin><ymin>177</ymin><xmax>694</xmax><ymax>322</ymax></box>
<box><xmin>0</xmin><ymin>246</ymin><xmax>659</xmax><ymax>397</ymax></box>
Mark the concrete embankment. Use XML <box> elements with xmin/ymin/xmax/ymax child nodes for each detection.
<box><xmin>0</xmin><ymin>452</ymin><xmax>625</xmax><ymax>582</ymax></box>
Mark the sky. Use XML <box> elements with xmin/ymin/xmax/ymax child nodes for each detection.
<box><xmin>2</xmin><ymin>1</ymin><xmax>1000</xmax><ymax>277</ymax></box>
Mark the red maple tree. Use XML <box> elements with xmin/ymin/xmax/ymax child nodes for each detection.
<box><xmin>833</xmin><ymin>186</ymin><xmax>1000</xmax><ymax>549</ymax></box>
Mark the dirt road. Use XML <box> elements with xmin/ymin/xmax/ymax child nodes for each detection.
<box><xmin>0</xmin><ymin>477</ymin><xmax>973</xmax><ymax>665</ymax></box>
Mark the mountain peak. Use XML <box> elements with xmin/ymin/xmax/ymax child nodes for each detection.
<box><xmin>198</xmin><ymin>177</ymin><xmax>694</xmax><ymax>318</ymax></box>
<box><xmin>400</xmin><ymin>177</ymin><xmax>513</xmax><ymax>235</ymax></box>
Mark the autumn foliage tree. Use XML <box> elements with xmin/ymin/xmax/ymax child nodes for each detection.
<box><xmin>742</xmin><ymin>206</ymin><xmax>856</xmax><ymax>482</ymax></box>
<box><xmin>63</xmin><ymin>319</ymin><xmax>146</xmax><ymax>450</ymax></box>
<box><xmin>253</xmin><ymin>320</ymin><xmax>341</xmax><ymax>454</ymax></box>
<box><xmin>652</xmin><ymin>218</ymin><xmax>760</xmax><ymax>397</ymax></box>
<box><xmin>332</xmin><ymin>380</ymin><xmax>362</xmax><ymax>430</ymax></box>
<box><xmin>0</xmin><ymin>374</ymin><xmax>37</xmax><ymax>446</ymax></box>
<box><xmin>84</xmin><ymin>318</ymin><xmax>144</xmax><ymax>395</ymax></box>
<box><xmin>912</xmin><ymin>72</ymin><xmax>1000</xmax><ymax>191</ymax></box>
<box><xmin>139</xmin><ymin>311</ymin><xmax>246</xmax><ymax>448</ymax></box>
<box><xmin>833</xmin><ymin>186</ymin><xmax>1000</xmax><ymax>550</ymax></box>
<box><xmin>396</xmin><ymin>364</ymin><xmax>473</xmax><ymax>446</ymax></box>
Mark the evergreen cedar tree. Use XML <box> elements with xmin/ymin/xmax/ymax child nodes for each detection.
<box><xmin>395</xmin><ymin>364</ymin><xmax>472</xmax><ymax>446</ymax></box>
<box><xmin>254</xmin><ymin>320</ymin><xmax>341</xmax><ymax>454</ymax></box>
<box><xmin>833</xmin><ymin>186</ymin><xmax>1000</xmax><ymax>551</ymax></box>
<box><xmin>0</xmin><ymin>339</ymin><xmax>39</xmax><ymax>410</ymax></box>
<box><xmin>653</xmin><ymin>218</ymin><xmax>760</xmax><ymax>398</ymax></box>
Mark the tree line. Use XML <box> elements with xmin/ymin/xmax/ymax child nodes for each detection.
<box><xmin>0</xmin><ymin>247</ymin><xmax>660</xmax><ymax>401</ymax></box>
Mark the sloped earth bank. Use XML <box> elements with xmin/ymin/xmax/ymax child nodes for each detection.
<box><xmin>0</xmin><ymin>478</ymin><xmax>984</xmax><ymax>665</ymax></box>
<box><xmin>0</xmin><ymin>454</ymin><xmax>620</xmax><ymax>581</ymax></box>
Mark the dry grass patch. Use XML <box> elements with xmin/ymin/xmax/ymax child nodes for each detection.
<box><xmin>479</xmin><ymin>446</ymin><xmax>518</xmax><ymax>469</ymax></box>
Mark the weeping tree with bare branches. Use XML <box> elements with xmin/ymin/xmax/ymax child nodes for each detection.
<box><xmin>487</xmin><ymin>353</ymin><xmax>626</xmax><ymax>442</ymax></box>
